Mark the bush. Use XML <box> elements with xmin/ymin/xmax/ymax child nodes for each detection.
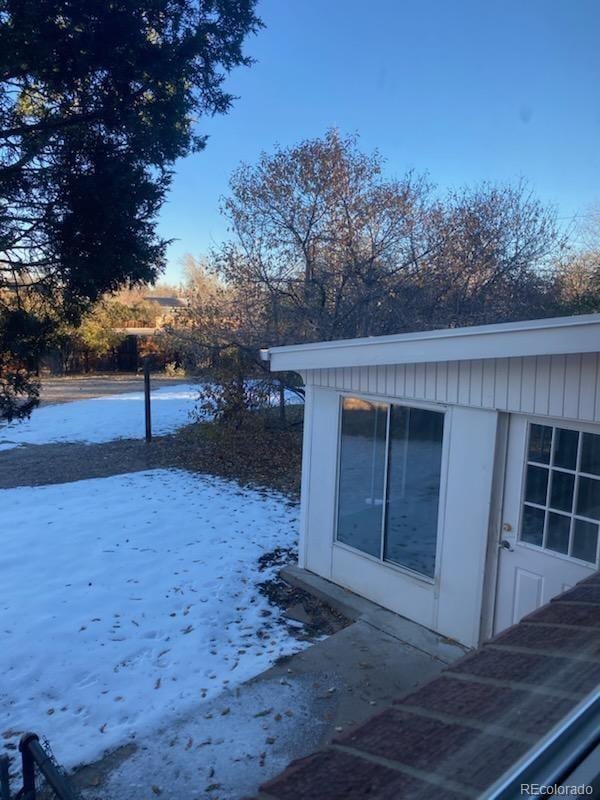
<box><xmin>194</xmin><ymin>374</ymin><xmax>274</xmax><ymax>429</ymax></box>
<box><xmin>164</xmin><ymin>361</ymin><xmax>186</xmax><ymax>378</ymax></box>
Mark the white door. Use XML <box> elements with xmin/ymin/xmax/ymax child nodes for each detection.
<box><xmin>494</xmin><ymin>415</ymin><xmax>599</xmax><ymax>634</ymax></box>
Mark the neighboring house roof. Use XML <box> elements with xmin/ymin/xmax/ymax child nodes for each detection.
<box><xmin>142</xmin><ymin>295</ymin><xmax>186</xmax><ymax>308</ymax></box>
<box><xmin>268</xmin><ymin>313</ymin><xmax>600</xmax><ymax>372</ymax></box>
<box><xmin>113</xmin><ymin>327</ymin><xmax>158</xmax><ymax>336</ymax></box>
<box><xmin>259</xmin><ymin>573</ymin><xmax>600</xmax><ymax>800</ymax></box>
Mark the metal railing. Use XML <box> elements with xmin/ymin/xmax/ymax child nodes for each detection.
<box><xmin>0</xmin><ymin>734</ymin><xmax>81</xmax><ymax>800</ymax></box>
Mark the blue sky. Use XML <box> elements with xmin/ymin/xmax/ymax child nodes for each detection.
<box><xmin>159</xmin><ymin>0</ymin><xmax>600</xmax><ymax>283</ymax></box>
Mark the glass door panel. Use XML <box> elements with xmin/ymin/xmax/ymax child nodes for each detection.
<box><xmin>383</xmin><ymin>406</ymin><xmax>444</xmax><ymax>577</ymax></box>
<box><xmin>336</xmin><ymin>397</ymin><xmax>388</xmax><ymax>557</ymax></box>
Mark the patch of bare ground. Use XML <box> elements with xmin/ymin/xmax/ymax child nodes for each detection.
<box><xmin>0</xmin><ymin>413</ymin><xmax>303</xmax><ymax>497</ymax></box>
<box><xmin>256</xmin><ymin>546</ymin><xmax>350</xmax><ymax>642</ymax></box>
<box><xmin>172</xmin><ymin>413</ymin><xmax>303</xmax><ymax>497</ymax></box>
<box><xmin>38</xmin><ymin>374</ymin><xmax>190</xmax><ymax>406</ymax></box>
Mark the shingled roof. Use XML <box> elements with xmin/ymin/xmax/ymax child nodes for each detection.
<box><xmin>258</xmin><ymin>573</ymin><xmax>600</xmax><ymax>799</ymax></box>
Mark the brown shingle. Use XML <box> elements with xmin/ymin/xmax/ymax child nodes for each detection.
<box><xmin>580</xmin><ymin>573</ymin><xmax>600</xmax><ymax>585</ymax></box>
<box><xmin>397</xmin><ymin>675</ymin><xmax>573</xmax><ymax>736</ymax></box>
<box><xmin>448</xmin><ymin>647</ymin><xmax>600</xmax><ymax>695</ymax></box>
<box><xmin>491</xmin><ymin>622</ymin><xmax>600</xmax><ymax>656</ymax></box>
<box><xmin>336</xmin><ymin>708</ymin><xmax>526</xmax><ymax>791</ymax></box>
<box><xmin>524</xmin><ymin>602</ymin><xmax>600</xmax><ymax>628</ymax></box>
<box><xmin>552</xmin><ymin>584</ymin><xmax>600</xmax><ymax>605</ymax></box>
<box><xmin>259</xmin><ymin>749</ymin><xmax>467</xmax><ymax>800</ymax></box>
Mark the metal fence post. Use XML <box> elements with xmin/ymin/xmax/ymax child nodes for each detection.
<box><xmin>144</xmin><ymin>359</ymin><xmax>152</xmax><ymax>442</ymax></box>
<box><xmin>19</xmin><ymin>732</ymin><xmax>38</xmax><ymax>798</ymax></box>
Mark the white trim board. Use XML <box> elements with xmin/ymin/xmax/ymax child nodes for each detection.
<box><xmin>268</xmin><ymin>313</ymin><xmax>600</xmax><ymax>372</ymax></box>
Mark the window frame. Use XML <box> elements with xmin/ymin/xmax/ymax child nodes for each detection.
<box><xmin>517</xmin><ymin>418</ymin><xmax>600</xmax><ymax>567</ymax></box>
<box><xmin>333</xmin><ymin>391</ymin><xmax>449</xmax><ymax>584</ymax></box>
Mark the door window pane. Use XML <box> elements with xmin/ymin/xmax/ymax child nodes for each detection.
<box><xmin>581</xmin><ymin>433</ymin><xmax>600</xmax><ymax>476</ymax></box>
<box><xmin>528</xmin><ymin>424</ymin><xmax>552</xmax><ymax>464</ymax></box>
<box><xmin>520</xmin><ymin>423</ymin><xmax>600</xmax><ymax>563</ymax></box>
<box><xmin>546</xmin><ymin>512</ymin><xmax>570</xmax><ymax>554</ymax></box>
<box><xmin>549</xmin><ymin>471</ymin><xmax>575</xmax><ymax>513</ymax></box>
<box><xmin>553</xmin><ymin>428</ymin><xmax>579</xmax><ymax>470</ymax></box>
<box><xmin>521</xmin><ymin>505</ymin><xmax>545</xmax><ymax>546</ymax></box>
<box><xmin>524</xmin><ymin>466</ymin><xmax>548</xmax><ymax>506</ymax></box>
<box><xmin>576</xmin><ymin>477</ymin><xmax>600</xmax><ymax>521</ymax></box>
<box><xmin>336</xmin><ymin>398</ymin><xmax>387</xmax><ymax>557</ymax></box>
<box><xmin>572</xmin><ymin>520</ymin><xmax>598</xmax><ymax>563</ymax></box>
<box><xmin>384</xmin><ymin>407</ymin><xmax>444</xmax><ymax>578</ymax></box>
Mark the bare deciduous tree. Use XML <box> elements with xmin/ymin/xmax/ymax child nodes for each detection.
<box><xmin>218</xmin><ymin>130</ymin><xmax>436</xmax><ymax>342</ymax></box>
<box><xmin>215</xmin><ymin>131</ymin><xmax>566</xmax><ymax>345</ymax></box>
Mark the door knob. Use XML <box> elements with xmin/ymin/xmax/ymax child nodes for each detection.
<box><xmin>499</xmin><ymin>539</ymin><xmax>514</xmax><ymax>551</ymax></box>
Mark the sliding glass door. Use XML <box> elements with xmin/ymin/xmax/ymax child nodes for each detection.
<box><xmin>336</xmin><ymin>396</ymin><xmax>444</xmax><ymax>579</ymax></box>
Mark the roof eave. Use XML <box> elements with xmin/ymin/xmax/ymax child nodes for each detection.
<box><xmin>269</xmin><ymin>316</ymin><xmax>600</xmax><ymax>372</ymax></box>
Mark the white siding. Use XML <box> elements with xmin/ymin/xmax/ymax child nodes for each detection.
<box><xmin>305</xmin><ymin>352</ymin><xmax>600</xmax><ymax>424</ymax></box>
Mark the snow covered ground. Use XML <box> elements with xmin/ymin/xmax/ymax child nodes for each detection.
<box><xmin>0</xmin><ymin>469</ymin><xmax>306</xmax><ymax>770</ymax></box>
<box><xmin>0</xmin><ymin>384</ymin><xmax>200</xmax><ymax>451</ymax></box>
<box><xmin>0</xmin><ymin>381</ymin><xmax>302</xmax><ymax>452</ymax></box>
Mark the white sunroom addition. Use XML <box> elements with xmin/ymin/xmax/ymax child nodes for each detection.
<box><xmin>268</xmin><ymin>313</ymin><xmax>600</xmax><ymax>648</ymax></box>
